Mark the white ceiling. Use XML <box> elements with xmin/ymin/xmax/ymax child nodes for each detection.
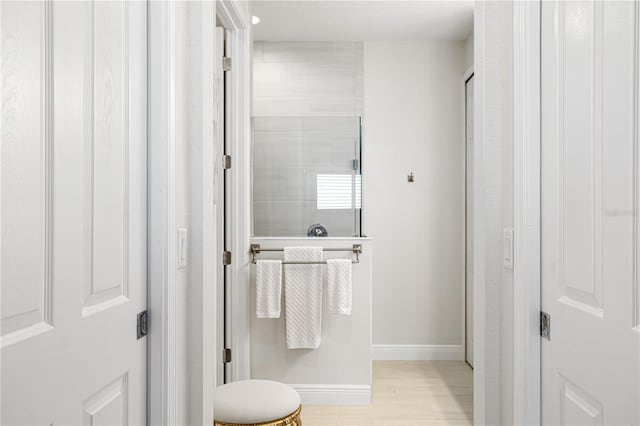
<box><xmin>250</xmin><ymin>1</ymin><xmax>474</xmax><ymax>42</ymax></box>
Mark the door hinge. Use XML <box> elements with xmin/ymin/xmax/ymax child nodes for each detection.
<box><xmin>223</xmin><ymin>348</ymin><xmax>232</xmax><ymax>364</ymax></box>
<box><xmin>352</xmin><ymin>159</ymin><xmax>359</xmax><ymax>171</ymax></box>
<box><xmin>540</xmin><ymin>311</ymin><xmax>551</xmax><ymax>340</ymax></box>
<box><xmin>223</xmin><ymin>251</ymin><xmax>232</xmax><ymax>266</ymax></box>
<box><xmin>223</xmin><ymin>155</ymin><xmax>232</xmax><ymax>170</ymax></box>
<box><xmin>223</xmin><ymin>57</ymin><xmax>232</xmax><ymax>72</ymax></box>
<box><xmin>137</xmin><ymin>310</ymin><xmax>148</xmax><ymax>339</ymax></box>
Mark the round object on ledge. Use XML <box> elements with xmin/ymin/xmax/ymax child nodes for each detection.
<box><xmin>307</xmin><ymin>223</ymin><xmax>328</xmax><ymax>237</ymax></box>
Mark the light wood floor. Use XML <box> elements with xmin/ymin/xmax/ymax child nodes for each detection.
<box><xmin>300</xmin><ymin>361</ymin><xmax>473</xmax><ymax>426</ymax></box>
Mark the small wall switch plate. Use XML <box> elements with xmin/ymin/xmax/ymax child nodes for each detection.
<box><xmin>503</xmin><ymin>228</ymin><xmax>514</xmax><ymax>270</ymax></box>
<box><xmin>177</xmin><ymin>228</ymin><xmax>187</xmax><ymax>269</ymax></box>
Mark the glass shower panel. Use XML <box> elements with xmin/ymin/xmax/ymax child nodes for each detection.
<box><xmin>252</xmin><ymin>116</ymin><xmax>362</xmax><ymax>237</ymax></box>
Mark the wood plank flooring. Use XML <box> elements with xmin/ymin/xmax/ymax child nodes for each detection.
<box><xmin>300</xmin><ymin>361</ymin><xmax>473</xmax><ymax>426</ymax></box>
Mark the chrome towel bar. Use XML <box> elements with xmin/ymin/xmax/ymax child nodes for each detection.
<box><xmin>250</xmin><ymin>243</ymin><xmax>362</xmax><ymax>265</ymax></box>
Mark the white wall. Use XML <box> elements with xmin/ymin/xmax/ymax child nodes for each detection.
<box><xmin>249</xmin><ymin>238</ymin><xmax>373</xmax><ymax>405</ymax></box>
<box><xmin>473</xmin><ymin>1</ymin><xmax>514</xmax><ymax>423</ymax></box>
<box><xmin>182</xmin><ymin>2</ymin><xmax>217</xmax><ymax>425</ymax></box>
<box><xmin>498</xmin><ymin>3</ymin><xmax>514</xmax><ymax>423</ymax></box>
<box><xmin>175</xmin><ymin>3</ymin><xmax>191</xmax><ymax>424</ymax></box>
<box><xmin>174</xmin><ymin>2</ymin><xmax>225</xmax><ymax>424</ymax></box>
<box><xmin>363</xmin><ymin>41</ymin><xmax>466</xmax><ymax>355</ymax></box>
<box><xmin>464</xmin><ymin>30</ymin><xmax>474</xmax><ymax>71</ymax></box>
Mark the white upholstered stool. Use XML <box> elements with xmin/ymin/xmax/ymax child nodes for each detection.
<box><xmin>213</xmin><ymin>380</ymin><xmax>302</xmax><ymax>426</ymax></box>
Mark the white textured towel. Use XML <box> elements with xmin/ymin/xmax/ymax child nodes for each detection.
<box><xmin>327</xmin><ymin>259</ymin><xmax>353</xmax><ymax>315</ymax></box>
<box><xmin>284</xmin><ymin>246</ymin><xmax>323</xmax><ymax>349</ymax></box>
<box><xmin>256</xmin><ymin>260</ymin><xmax>282</xmax><ymax>318</ymax></box>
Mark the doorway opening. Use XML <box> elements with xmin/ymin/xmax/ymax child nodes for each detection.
<box><xmin>247</xmin><ymin>1</ymin><xmax>474</xmax><ymax>423</ymax></box>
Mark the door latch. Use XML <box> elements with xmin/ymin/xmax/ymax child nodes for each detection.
<box><xmin>540</xmin><ymin>311</ymin><xmax>551</xmax><ymax>340</ymax></box>
<box><xmin>137</xmin><ymin>310</ymin><xmax>148</xmax><ymax>339</ymax></box>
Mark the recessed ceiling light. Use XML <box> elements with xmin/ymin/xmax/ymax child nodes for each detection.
<box><xmin>252</xmin><ymin>15</ymin><xmax>260</xmax><ymax>25</ymax></box>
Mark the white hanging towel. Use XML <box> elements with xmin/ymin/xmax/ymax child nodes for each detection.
<box><xmin>284</xmin><ymin>246</ymin><xmax>323</xmax><ymax>349</ymax></box>
<box><xmin>327</xmin><ymin>259</ymin><xmax>353</xmax><ymax>315</ymax></box>
<box><xmin>256</xmin><ymin>260</ymin><xmax>283</xmax><ymax>318</ymax></box>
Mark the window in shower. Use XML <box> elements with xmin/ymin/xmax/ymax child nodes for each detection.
<box><xmin>252</xmin><ymin>116</ymin><xmax>362</xmax><ymax>237</ymax></box>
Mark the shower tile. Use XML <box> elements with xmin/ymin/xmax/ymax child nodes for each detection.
<box><xmin>332</xmin><ymin>42</ymin><xmax>357</xmax><ymax>57</ymax></box>
<box><xmin>254</xmin><ymin>97</ymin><xmax>359</xmax><ymax>117</ymax></box>
<box><xmin>262</xmin><ymin>42</ymin><xmax>333</xmax><ymax>63</ymax></box>
<box><xmin>252</xmin><ymin>42</ymin><xmax>364</xmax><ymax>236</ymax></box>
<box><xmin>253</xmin><ymin>201</ymin><xmax>314</xmax><ymax>237</ymax></box>
<box><xmin>253</xmin><ymin>63</ymin><xmax>287</xmax><ymax>89</ymax></box>
<box><xmin>253</xmin><ymin>166</ymin><xmax>315</xmax><ymax>203</ymax></box>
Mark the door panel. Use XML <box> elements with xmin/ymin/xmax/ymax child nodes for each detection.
<box><xmin>541</xmin><ymin>1</ymin><xmax>640</xmax><ymax>424</ymax></box>
<box><xmin>1</xmin><ymin>2</ymin><xmax>147</xmax><ymax>424</ymax></box>
<box><xmin>82</xmin><ymin>375</ymin><xmax>129</xmax><ymax>426</ymax></box>
<box><xmin>1</xmin><ymin>0</ymin><xmax>53</xmax><ymax>343</ymax></box>
<box><xmin>83</xmin><ymin>1</ymin><xmax>131</xmax><ymax>314</ymax></box>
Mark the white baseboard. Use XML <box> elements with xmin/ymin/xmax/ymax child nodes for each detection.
<box><xmin>290</xmin><ymin>384</ymin><xmax>371</xmax><ymax>406</ymax></box>
<box><xmin>372</xmin><ymin>344</ymin><xmax>465</xmax><ymax>361</ymax></box>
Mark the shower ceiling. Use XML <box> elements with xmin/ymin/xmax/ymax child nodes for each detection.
<box><xmin>250</xmin><ymin>0</ymin><xmax>473</xmax><ymax>42</ymax></box>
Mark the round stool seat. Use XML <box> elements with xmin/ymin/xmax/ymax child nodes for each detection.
<box><xmin>214</xmin><ymin>380</ymin><xmax>301</xmax><ymax>425</ymax></box>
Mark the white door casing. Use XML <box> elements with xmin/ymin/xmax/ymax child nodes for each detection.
<box><xmin>1</xmin><ymin>1</ymin><xmax>147</xmax><ymax>424</ymax></box>
<box><xmin>541</xmin><ymin>1</ymin><xmax>640</xmax><ymax>424</ymax></box>
<box><xmin>215</xmin><ymin>25</ymin><xmax>226</xmax><ymax>386</ymax></box>
<box><xmin>223</xmin><ymin>27</ymin><xmax>234</xmax><ymax>385</ymax></box>
<box><xmin>465</xmin><ymin>74</ymin><xmax>475</xmax><ymax>368</ymax></box>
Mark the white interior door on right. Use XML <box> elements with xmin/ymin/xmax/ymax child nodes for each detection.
<box><xmin>541</xmin><ymin>1</ymin><xmax>640</xmax><ymax>424</ymax></box>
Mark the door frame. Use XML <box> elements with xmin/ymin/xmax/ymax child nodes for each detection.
<box><xmin>215</xmin><ymin>0</ymin><xmax>253</xmax><ymax>384</ymax></box>
<box><xmin>147</xmin><ymin>1</ymin><xmax>543</xmax><ymax>423</ymax></box>
<box><xmin>462</xmin><ymin>66</ymin><xmax>474</xmax><ymax>368</ymax></box>
<box><xmin>473</xmin><ymin>1</ymin><xmax>542</xmax><ymax>423</ymax></box>
<box><xmin>512</xmin><ymin>1</ymin><xmax>541</xmax><ymax>424</ymax></box>
<box><xmin>472</xmin><ymin>2</ymin><xmax>501</xmax><ymax>422</ymax></box>
<box><xmin>148</xmin><ymin>2</ymin><xmax>179</xmax><ymax>424</ymax></box>
<box><xmin>147</xmin><ymin>1</ymin><xmax>251</xmax><ymax>424</ymax></box>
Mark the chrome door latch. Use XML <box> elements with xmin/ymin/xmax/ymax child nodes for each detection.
<box><xmin>540</xmin><ymin>311</ymin><xmax>551</xmax><ymax>340</ymax></box>
<box><xmin>137</xmin><ymin>310</ymin><xmax>148</xmax><ymax>339</ymax></box>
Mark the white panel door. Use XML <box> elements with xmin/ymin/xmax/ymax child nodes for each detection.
<box><xmin>541</xmin><ymin>1</ymin><xmax>640</xmax><ymax>424</ymax></box>
<box><xmin>465</xmin><ymin>74</ymin><xmax>474</xmax><ymax>368</ymax></box>
<box><xmin>1</xmin><ymin>1</ymin><xmax>147</xmax><ymax>424</ymax></box>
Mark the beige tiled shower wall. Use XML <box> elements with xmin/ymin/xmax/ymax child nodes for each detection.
<box><xmin>252</xmin><ymin>42</ymin><xmax>364</xmax><ymax>237</ymax></box>
<box><xmin>253</xmin><ymin>41</ymin><xmax>364</xmax><ymax>117</ymax></box>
